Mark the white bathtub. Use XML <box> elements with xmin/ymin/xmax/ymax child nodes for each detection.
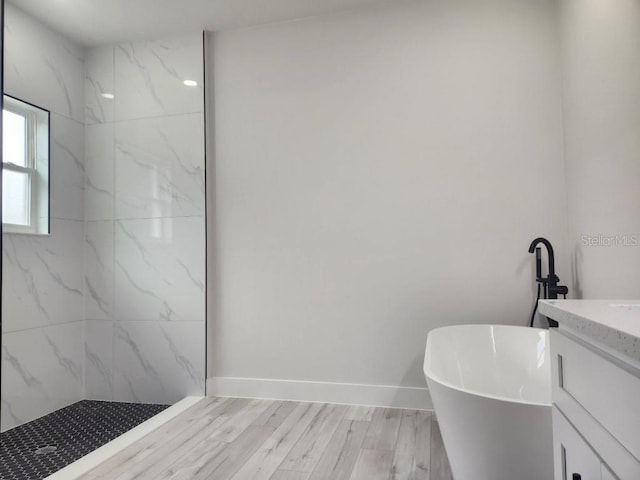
<box><xmin>424</xmin><ymin>324</ymin><xmax>552</xmax><ymax>480</ymax></box>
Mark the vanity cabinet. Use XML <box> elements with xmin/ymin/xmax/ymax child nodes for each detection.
<box><xmin>553</xmin><ymin>405</ymin><xmax>611</xmax><ymax>480</ymax></box>
<box><xmin>550</xmin><ymin>328</ymin><xmax>640</xmax><ymax>480</ymax></box>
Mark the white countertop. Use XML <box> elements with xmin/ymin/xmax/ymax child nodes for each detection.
<box><xmin>539</xmin><ymin>300</ymin><xmax>640</xmax><ymax>363</ymax></box>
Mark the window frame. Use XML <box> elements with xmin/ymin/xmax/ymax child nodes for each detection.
<box><xmin>2</xmin><ymin>94</ymin><xmax>50</xmax><ymax>235</ymax></box>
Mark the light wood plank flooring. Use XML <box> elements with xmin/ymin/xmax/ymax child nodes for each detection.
<box><xmin>85</xmin><ymin>397</ymin><xmax>453</xmax><ymax>480</ymax></box>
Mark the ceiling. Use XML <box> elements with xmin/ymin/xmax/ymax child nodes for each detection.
<box><xmin>8</xmin><ymin>0</ymin><xmax>397</xmax><ymax>47</ymax></box>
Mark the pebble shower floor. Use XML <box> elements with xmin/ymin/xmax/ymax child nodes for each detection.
<box><xmin>0</xmin><ymin>400</ymin><xmax>169</xmax><ymax>480</ymax></box>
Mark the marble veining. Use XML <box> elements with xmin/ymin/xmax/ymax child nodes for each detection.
<box><xmin>85</xmin><ymin>343</ymin><xmax>112</xmax><ymax>391</ymax></box>
<box><xmin>82</xmin><ymin>31</ymin><xmax>206</xmax><ymax>406</ymax></box>
<box><xmin>114</xmin><ymin>33</ymin><xmax>204</xmax><ymax>120</ymax></box>
<box><xmin>114</xmin><ymin>220</ymin><xmax>155</xmax><ymax>267</ymax></box>
<box><xmin>2</xmin><ymin>19</ymin><xmax>207</xmax><ymax>425</ymax></box>
<box><xmin>114</xmin><ymin>324</ymin><xmax>167</xmax><ymax>403</ymax></box>
<box><xmin>115</xmin><ymin>114</ymin><xmax>205</xmax><ymax>219</ymax></box>
<box><xmin>116</xmin><ymin>326</ymin><xmax>161</xmax><ymax>380</ymax></box>
<box><xmin>86</xmin><ymin>76</ymin><xmax>109</xmax><ymax>124</ymax></box>
<box><xmin>35</xmin><ymin>252</ymin><xmax>84</xmax><ymax>297</ymax></box>
<box><xmin>117</xmin><ymin>44</ymin><xmax>164</xmax><ymax>111</ymax></box>
<box><xmin>3</xmin><ymin>221</ymin><xmax>84</xmax><ymax>333</ymax></box>
<box><xmin>53</xmin><ymin>135</ymin><xmax>84</xmax><ymax>173</ymax></box>
<box><xmin>2</xmin><ymin>240</ymin><xmax>51</xmax><ymax>325</ymax></box>
<box><xmin>84</xmin><ymin>321</ymin><xmax>115</xmax><ymax>401</ymax></box>
<box><xmin>115</xmin><ymin>259</ymin><xmax>178</xmax><ymax>324</ymax></box>
<box><xmin>85</xmin><ymin>123</ymin><xmax>115</xmax><ymax>221</ymax></box>
<box><xmin>2</xmin><ymin>346</ymin><xmax>45</xmax><ymax>391</ymax></box>
<box><xmin>45</xmin><ymin>335</ymin><xmax>83</xmax><ymax>382</ymax></box>
<box><xmin>50</xmin><ymin>115</ymin><xmax>86</xmax><ymax>221</ymax></box>
<box><xmin>160</xmin><ymin>326</ymin><xmax>202</xmax><ymax>386</ymax></box>
<box><xmin>85</xmin><ymin>221</ymin><xmax>114</xmax><ymax>320</ymax></box>
<box><xmin>2</xmin><ymin>323</ymin><xmax>84</xmax><ymax>431</ymax></box>
<box><xmin>44</xmin><ymin>57</ymin><xmax>75</xmax><ymax>120</ymax></box>
<box><xmin>85</xmin><ymin>47</ymin><xmax>115</xmax><ymax>125</ymax></box>
<box><xmin>86</xmin><ymin>177</ymin><xmax>112</xmax><ymax>197</ymax></box>
<box><xmin>114</xmin><ymin>217</ymin><xmax>205</xmax><ymax>323</ymax></box>
<box><xmin>113</xmin><ymin>322</ymin><xmax>204</xmax><ymax>404</ymax></box>
<box><xmin>4</xmin><ymin>4</ymin><xmax>85</xmax><ymax>123</ymax></box>
<box><xmin>176</xmin><ymin>258</ymin><xmax>206</xmax><ymax>293</ymax></box>
<box><xmin>85</xmin><ymin>232</ymin><xmax>108</xmax><ymax>270</ymax></box>
<box><xmin>86</xmin><ymin>281</ymin><xmax>110</xmax><ymax>318</ymax></box>
<box><xmin>2</xmin><ymin>5</ymin><xmax>89</xmax><ymax>432</ymax></box>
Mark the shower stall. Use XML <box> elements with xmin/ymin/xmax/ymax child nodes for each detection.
<box><xmin>0</xmin><ymin>2</ymin><xmax>207</xmax><ymax>477</ymax></box>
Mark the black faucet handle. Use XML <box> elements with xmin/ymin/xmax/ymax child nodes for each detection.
<box><xmin>551</xmin><ymin>284</ymin><xmax>569</xmax><ymax>296</ymax></box>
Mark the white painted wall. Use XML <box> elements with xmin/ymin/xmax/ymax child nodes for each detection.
<box><xmin>560</xmin><ymin>0</ymin><xmax>640</xmax><ymax>299</ymax></box>
<box><xmin>208</xmin><ymin>0</ymin><xmax>568</xmax><ymax>407</ymax></box>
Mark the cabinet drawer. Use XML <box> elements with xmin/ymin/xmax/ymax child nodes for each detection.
<box><xmin>551</xmin><ymin>330</ymin><xmax>640</xmax><ymax>468</ymax></box>
<box><xmin>553</xmin><ymin>406</ymin><xmax>603</xmax><ymax>480</ymax></box>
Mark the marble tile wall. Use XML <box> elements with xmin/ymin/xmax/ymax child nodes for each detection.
<box><xmin>2</xmin><ymin>5</ymin><xmax>205</xmax><ymax>430</ymax></box>
<box><xmin>83</xmin><ymin>32</ymin><xmax>206</xmax><ymax>403</ymax></box>
<box><xmin>2</xmin><ymin>4</ymin><xmax>85</xmax><ymax>431</ymax></box>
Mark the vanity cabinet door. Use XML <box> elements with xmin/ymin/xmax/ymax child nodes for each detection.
<box><xmin>553</xmin><ymin>407</ymin><xmax>602</xmax><ymax>480</ymax></box>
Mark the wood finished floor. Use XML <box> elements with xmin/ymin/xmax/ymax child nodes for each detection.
<box><xmin>84</xmin><ymin>397</ymin><xmax>453</xmax><ymax>480</ymax></box>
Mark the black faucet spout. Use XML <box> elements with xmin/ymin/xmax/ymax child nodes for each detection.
<box><xmin>528</xmin><ymin>236</ymin><xmax>567</xmax><ymax>328</ymax></box>
<box><xmin>528</xmin><ymin>237</ymin><xmax>555</xmax><ymax>279</ymax></box>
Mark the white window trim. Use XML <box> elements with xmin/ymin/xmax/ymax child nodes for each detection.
<box><xmin>2</xmin><ymin>95</ymin><xmax>50</xmax><ymax>235</ymax></box>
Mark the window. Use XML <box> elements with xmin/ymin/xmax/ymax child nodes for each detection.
<box><xmin>2</xmin><ymin>95</ymin><xmax>50</xmax><ymax>234</ymax></box>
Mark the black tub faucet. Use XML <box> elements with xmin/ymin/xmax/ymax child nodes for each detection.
<box><xmin>528</xmin><ymin>237</ymin><xmax>568</xmax><ymax>327</ymax></box>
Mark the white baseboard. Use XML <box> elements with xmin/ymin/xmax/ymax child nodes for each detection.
<box><xmin>207</xmin><ymin>377</ymin><xmax>432</xmax><ymax>410</ymax></box>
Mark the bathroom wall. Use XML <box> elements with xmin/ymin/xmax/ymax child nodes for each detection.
<box><xmin>83</xmin><ymin>33</ymin><xmax>206</xmax><ymax>403</ymax></box>
<box><xmin>1</xmin><ymin>4</ymin><xmax>85</xmax><ymax>430</ymax></box>
<box><xmin>560</xmin><ymin>0</ymin><xmax>640</xmax><ymax>299</ymax></box>
<box><xmin>208</xmin><ymin>0</ymin><xmax>568</xmax><ymax>407</ymax></box>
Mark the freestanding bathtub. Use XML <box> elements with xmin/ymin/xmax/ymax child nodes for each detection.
<box><xmin>424</xmin><ymin>324</ymin><xmax>552</xmax><ymax>480</ymax></box>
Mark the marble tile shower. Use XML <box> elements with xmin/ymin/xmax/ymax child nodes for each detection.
<box><xmin>2</xmin><ymin>4</ymin><xmax>86</xmax><ymax>431</ymax></box>
<box><xmin>83</xmin><ymin>32</ymin><xmax>206</xmax><ymax>404</ymax></box>
<box><xmin>2</xmin><ymin>3</ymin><xmax>206</xmax><ymax>430</ymax></box>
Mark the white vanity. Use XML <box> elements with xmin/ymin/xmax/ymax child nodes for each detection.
<box><xmin>539</xmin><ymin>300</ymin><xmax>640</xmax><ymax>480</ymax></box>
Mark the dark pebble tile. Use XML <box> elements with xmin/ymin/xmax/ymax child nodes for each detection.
<box><xmin>0</xmin><ymin>400</ymin><xmax>168</xmax><ymax>480</ymax></box>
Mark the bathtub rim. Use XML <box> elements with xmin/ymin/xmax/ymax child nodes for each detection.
<box><xmin>424</xmin><ymin>324</ymin><xmax>552</xmax><ymax>408</ymax></box>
